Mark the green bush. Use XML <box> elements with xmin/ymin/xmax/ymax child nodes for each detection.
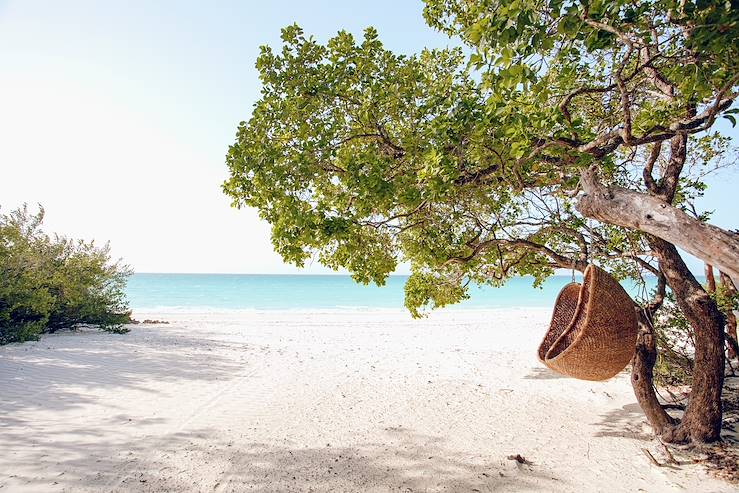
<box><xmin>653</xmin><ymin>293</ymin><xmax>696</xmax><ymax>387</ymax></box>
<box><xmin>0</xmin><ymin>205</ymin><xmax>132</xmax><ymax>344</ymax></box>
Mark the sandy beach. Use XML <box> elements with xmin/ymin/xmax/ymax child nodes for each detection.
<box><xmin>0</xmin><ymin>308</ymin><xmax>735</xmax><ymax>492</ymax></box>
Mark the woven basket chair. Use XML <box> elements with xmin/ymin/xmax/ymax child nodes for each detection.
<box><xmin>537</xmin><ymin>265</ymin><xmax>638</xmax><ymax>381</ymax></box>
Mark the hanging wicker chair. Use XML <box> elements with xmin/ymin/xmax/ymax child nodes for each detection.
<box><xmin>537</xmin><ymin>265</ymin><xmax>638</xmax><ymax>381</ymax></box>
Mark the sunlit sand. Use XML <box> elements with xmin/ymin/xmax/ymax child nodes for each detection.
<box><xmin>1</xmin><ymin>309</ymin><xmax>732</xmax><ymax>492</ymax></box>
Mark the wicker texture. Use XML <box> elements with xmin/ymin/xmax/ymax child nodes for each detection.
<box><xmin>537</xmin><ymin>265</ymin><xmax>638</xmax><ymax>381</ymax></box>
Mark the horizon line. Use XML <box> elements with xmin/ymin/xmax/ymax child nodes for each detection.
<box><xmin>130</xmin><ymin>271</ymin><xmax>673</xmax><ymax>277</ymax></box>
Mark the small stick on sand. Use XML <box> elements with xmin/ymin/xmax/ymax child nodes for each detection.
<box><xmin>659</xmin><ymin>442</ymin><xmax>680</xmax><ymax>466</ymax></box>
<box><xmin>642</xmin><ymin>448</ymin><xmax>663</xmax><ymax>467</ymax></box>
<box><xmin>507</xmin><ymin>454</ymin><xmax>533</xmax><ymax>465</ymax></box>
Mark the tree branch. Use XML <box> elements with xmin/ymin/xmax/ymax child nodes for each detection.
<box><xmin>577</xmin><ymin>167</ymin><xmax>739</xmax><ymax>280</ymax></box>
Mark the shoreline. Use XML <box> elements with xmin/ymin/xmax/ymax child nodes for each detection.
<box><xmin>1</xmin><ymin>309</ymin><xmax>735</xmax><ymax>492</ymax></box>
<box><xmin>129</xmin><ymin>305</ymin><xmax>555</xmax><ymax>317</ymax></box>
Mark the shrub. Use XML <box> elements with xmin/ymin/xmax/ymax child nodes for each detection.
<box><xmin>0</xmin><ymin>205</ymin><xmax>132</xmax><ymax>344</ymax></box>
<box><xmin>652</xmin><ymin>293</ymin><xmax>696</xmax><ymax>387</ymax></box>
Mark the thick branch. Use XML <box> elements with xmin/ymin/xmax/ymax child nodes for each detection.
<box><xmin>642</xmin><ymin>143</ymin><xmax>661</xmax><ymax>193</ymax></box>
<box><xmin>657</xmin><ymin>133</ymin><xmax>688</xmax><ymax>202</ymax></box>
<box><xmin>576</xmin><ymin>168</ymin><xmax>739</xmax><ymax>280</ymax></box>
<box><xmin>640</xmin><ymin>22</ymin><xmax>676</xmax><ymax>99</ymax></box>
<box><xmin>506</xmin><ymin>239</ymin><xmax>588</xmax><ymax>271</ymax></box>
<box><xmin>444</xmin><ymin>236</ymin><xmax>588</xmax><ymax>272</ymax></box>
<box><xmin>563</xmin><ymin>97</ymin><xmax>735</xmax><ymax>157</ymax></box>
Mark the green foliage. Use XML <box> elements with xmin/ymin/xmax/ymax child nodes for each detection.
<box><xmin>224</xmin><ymin>25</ymin><xmax>597</xmax><ymax>315</ymax></box>
<box><xmin>714</xmin><ymin>281</ymin><xmax>739</xmax><ymax>317</ymax></box>
<box><xmin>653</xmin><ymin>281</ymin><xmax>739</xmax><ymax>386</ymax></box>
<box><xmin>403</xmin><ymin>269</ymin><xmax>469</xmax><ymax>318</ymax></box>
<box><xmin>652</xmin><ymin>293</ymin><xmax>696</xmax><ymax>386</ymax></box>
<box><xmin>424</xmin><ymin>0</ymin><xmax>738</xmax><ymax>97</ymax></box>
<box><xmin>0</xmin><ymin>205</ymin><xmax>132</xmax><ymax>344</ymax></box>
<box><xmin>224</xmin><ymin>3</ymin><xmax>738</xmax><ymax>315</ymax></box>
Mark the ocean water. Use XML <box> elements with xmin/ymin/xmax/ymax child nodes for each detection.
<box><xmin>125</xmin><ymin>274</ymin><xmax>660</xmax><ymax>312</ymax></box>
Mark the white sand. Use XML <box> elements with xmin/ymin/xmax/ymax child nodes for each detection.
<box><xmin>0</xmin><ymin>308</ymin><xmax>734</xmax><ymax>492</ymax></box>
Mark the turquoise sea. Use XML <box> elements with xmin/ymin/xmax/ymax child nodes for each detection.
<box><xmin>125</xmin><ymin>274</ymin><xmax>661</xmax><ymax>312</ymax></box>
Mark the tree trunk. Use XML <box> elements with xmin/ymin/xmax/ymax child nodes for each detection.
<box><xmin>720</xmin><ymin>271</ymin><xmax>738</xmax><ymax>359</ymax></box>
<box><xmin>576</xmin><ymin>167</ymin><xmax>739</xmax><ymax>280</ymax></box>
<box><xmin>649</xmin><ymin>238</ymin><xmax>725</xmax><ymax>443</ymax></box>
<box><xmin>705</xmin><ymin>264</ymin><xmax>716</xmax><ymax>293</ymax></box>
<box><xmin>631</xmin><ymin>310</ymin><xmax>677</xmax><ymax>435</ymax></box>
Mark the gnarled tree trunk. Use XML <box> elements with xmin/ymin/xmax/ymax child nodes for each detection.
<box><xmin>576</xmin><ymin>168</ymin><xmax>727</xmax><ymax>442</ymax></box>
<box><xmin>631</xmin><ymin>309</ymin><xmax>677</xmax><ymax>436</ymax></box>
<box><xmin>649</xmin><ymin>238</ymin><xmax>725</xmax><ymax>443</ymax></box>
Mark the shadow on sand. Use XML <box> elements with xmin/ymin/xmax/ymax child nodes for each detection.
<box><xmin>523</xmin><ymin>366</ymin><xmax>566</xmax><ymax>380</ymax></box>
<box><xmin>0</xmin><ymin>328</ymin><xmax>244</xmax><ymax>418</ymax></box>
<box><xmin>0</xmin><ymin>424</ymin><xmax>563</xmax><ymax>492</ymax></box>
<box><xmin>593</xmin><ymin>402</ymin><xmax>654</xmax><ymax>441</ymax></box>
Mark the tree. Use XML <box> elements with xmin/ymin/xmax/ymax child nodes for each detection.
<box><xmin>0</xmin><ymin>205</ymin><xmax>132</xmax><ymax>344</ymax></box>
<box><xmin>224</xmin><ymin>1</ymin><xmax>738</xmax><ymax>443</ymax></box>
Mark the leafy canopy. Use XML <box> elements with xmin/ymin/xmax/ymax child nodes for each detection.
<box><xmin>224</xmin><ymin>1</ymin><xmax>738</xmax><ymax>316</ymax></box>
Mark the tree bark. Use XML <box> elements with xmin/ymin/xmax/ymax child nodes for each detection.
<box><xmin>631</xmin><ymin>310</ymin><xmax>677</xmax><ymax>435</ymax></box>
<box><xmin>649</xmin><ymin>238</ymin><xmax>725</xmax><ymax>443</ymax></box>
<box><xmin>576</xmin><ymin>167</ymin><xmax>739</xmax><ymax>280</ymax></box>
<box><xmin>720</xmin><ymin>271</ymin><xmax>738</xmax><ymax>359</ymax></box>
<box><xmin>705</xmin><ymin>264</ymin><xmax>716</xmax><ymax>293</ymax></box>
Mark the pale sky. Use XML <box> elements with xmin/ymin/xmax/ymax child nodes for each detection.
<box><xmin>1</xmin><ymin>1</ymin><xmax>736</xmax><ymax>274</ymax></box>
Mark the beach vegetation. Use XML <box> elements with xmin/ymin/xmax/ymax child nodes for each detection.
<box><xmin>224</xmin><ymin>1</ymin><xmax>738</xmax><ymax>444</ymax></box>
<box><xmin>654</xmin><ymin>271</ymin><xmax>739</xmax><ymax>386</ymax></box>
<box><xmin>0</xmin><ymin>204</ymin><xmax>132</xmax><ymax>344</ymax></box>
